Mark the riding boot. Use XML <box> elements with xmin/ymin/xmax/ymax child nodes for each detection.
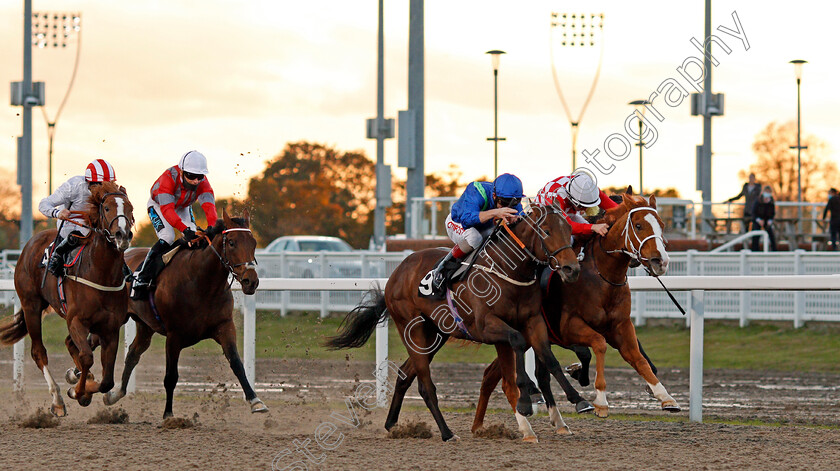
<box><xmin>47</xmin><ymin>233</ymin><xmax>81</xmax><ymax>277</ymax></box>
<box><xmin>131</xmin><ymin>240</ymin><xmax>170</xmax><ymax>300</ymax></box>
<box><xmin>431</xmin><ymin>251</ymin><xmax>463</xmax><ymax>291</ymax></box>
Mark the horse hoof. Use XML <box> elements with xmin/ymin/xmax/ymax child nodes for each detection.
<box><xmin>556</xmin><ymin>426</ymin><xmax>573</xmax><ymax>436</ymax></box>
<box><xmin>594</xmin><ymin>405</ymin><xmax>609</xmax><ymax>418</ymax></box>
<box><xmin>66</xmin><ymin>387</ymin><xmax>77</xmax><ymax>400</ymax></box>
<box><xmin>522</xmin><ymin>436</ymin><xmax>539</xmax><ymax>443</ymax></box>
<box><xmin>163</xmin><ymin>411</ymin><xmax>173</xmax><ymax>420</ymax></box>
<box><xmin>662</xmin><ymin>401</ymin><xmax>681</xmax><ymax>413</ymax></box>
<box><xmin>50</xmin><ymin>404</ymin><xmax>67</xmax><ymax>417</ymax></box>
<box><xmin>565</xmin><ymin>362</ymin><xmax>582</xmax><ymax>374</ymax></box>
<box><xmin>575</xmin><ymin>400</ymin><xmax>594</xmax><ymax>414</ymax></box>
<box><xmin>250</xmin><ymin>399</ymin><xmax>269</xmax><ymax>413</ymax></box>
<box><xmin>65</xmin><ymin>368</ymin><xmax>80</xmax><ymax>385</ymax></box>
<box><xmin>444</xmin><ymin>434</ymin><xmax>460</xmax><ymax>442</ymax></box>
<box><xmin>103</xmin><ymin>391</ymin><xmax>123</xmax><ymax>406</ymax></box>
<box><xmin>78</xmin><ymin>394</ymin><xmax>92</xmax><ymax>407</ymax></box>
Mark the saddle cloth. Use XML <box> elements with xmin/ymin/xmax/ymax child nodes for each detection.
<box><xmin>41</xmin><ymin>242</ymin><xmax>86</xmax><ymax>269</ymax></box>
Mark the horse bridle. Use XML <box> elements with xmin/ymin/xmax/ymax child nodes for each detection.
<box><xmin>504</xmin><ymin>206</ymin><xmax>574</xmax><ymax>271</ymax></box>
<box><xmin>99</xmin><ymin>192</ymin><xmax>133</xmax><ymax>245</ymax></box>
<box><xmin>66</xmin><ymin>191</ymin><xmax>133</xmax><ymax>246</ymax></box>
<box><xmin>601</xmin><ymin>206</ymin><xmax>665</xmax><ymax>264</ymax></box>
<box><xmin>205</xmin><ymin>227</ymin><xmax>258</xmax><ymax>284</ymax></box>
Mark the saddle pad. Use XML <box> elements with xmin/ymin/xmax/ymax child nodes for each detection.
<box><xmin>40</xmin><ymin>242</ymin><xmax>86</xmax><ymax>269</ymax></box>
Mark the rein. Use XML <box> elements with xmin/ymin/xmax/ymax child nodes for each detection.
<box><xmin>598</xmin><ymin>205</ymin><xmax>685</xmax><ymax>315</ymax></box>
<box><xmin>472</xmin><ymin>209</ymin><xmax>573</xmax><ymax>286</ymax></box>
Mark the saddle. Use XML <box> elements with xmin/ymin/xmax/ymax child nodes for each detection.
<box><xmin>130</xmin><ymin>243</ymin><xmax>183</xmax><ymax>288</ymax></box>
<box><xmin>40</xmin><ymin>242</ymin><xmax>86</xmax><ymax>270</ymax></box>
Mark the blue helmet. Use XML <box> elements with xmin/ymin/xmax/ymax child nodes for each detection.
<box><xmin>493</xmin><ymin>173</ymin><xmax>525</xmax><ymax>198</ymax></box>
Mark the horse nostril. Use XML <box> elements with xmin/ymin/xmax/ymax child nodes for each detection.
<box><xmin>562</xmin><ymin>266</ymin><xmax>574</xmax><ymax>276</ymax></box>
<box><xmin>651</xmin><ymin>257</ymin><xmax>662</xmax><ymax>266</ymax></box>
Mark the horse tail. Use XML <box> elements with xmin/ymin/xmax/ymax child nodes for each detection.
<box><xmin>0</xmin><ymin>310</ymin><xmax>28</xmax><ymax>346</ymax></box>
<box><xmin>325</xmin><ymin>287</ymin><xmax>389</xmax><ymax>350</ymax></box>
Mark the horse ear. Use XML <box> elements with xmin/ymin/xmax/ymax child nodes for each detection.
<box><xmin>626</xmin><ymin>185</ymin><xmax>634</xmax><ymax>195</ymax></box>
<box><xmin>119</xmin><ymin>185</ymin><xmax>127</xmax><ymax>194</ymax></box>
<box><xmin>243</xmin><ymin>208</ymin><xmax>251</xmax><ymax>227</ymax></box>
<box><xmin>648</xmin><ymin>194</ymin><xmax>657</xmax><ymax>209</ymax></box>
<box><xmin>223</xmin><ymin>208</ymin><xmax>232</xmax><ymax>227</ymax></box>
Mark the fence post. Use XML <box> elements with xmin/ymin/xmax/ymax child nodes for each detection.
<box><xmin>430</xmin><ymin>201</ymin><xmax>438</xmax><ymax>238</ymax></box>
<box><xmin>280</xmin><ymin>252</ymin><xmax>288</xmax><ymax>317</ymax></box>
<box><xmin>635</xmin><ymin>265</ymin><xmax>647</xmax><ymax>326</ymax></box>
<box><xmin>124</xmin><ymin>319</ymin><xmax>137</xmax><ymax>394</ymax></box>
<box><xmin>739</xmin><ymin>250</ymin><xmax>750</xmax><ymax>328</ymax></box>
<box><xmin>375</xmin><ymin>316</ymin><xmax>389</xmax><ymax>407</ymax></box>
<box><xmin>525</xmin><ymin>348</ymin><xmax>537</xmax><ymax>384</ymax></box>
<box><xmin>13</xmin><ymin>297</ymin><xmax>24</xmax><ymax>392</ymax></box>
<box><xmin>685</xmin><ymin>250</ymin><xmax>696</xmax><ymax>328</ymax></box>
<box><xmin>319</xmin><ymin>253</ymin><xmax>328</xmax><ymax>318</ymax></box>
<box><xmin>794</xmin><ymin>249</ymin><xmax>805</xmax><ymax>328</ymax></box>
<box><xmin>689</xmin><ymin>289</ymin><xmax>704</xmax><ymax>423</ymax></box>
<box><xmin>244</xmin><ymin>291</ymin><xmax>256</xmax><ymax>386</ymax></box>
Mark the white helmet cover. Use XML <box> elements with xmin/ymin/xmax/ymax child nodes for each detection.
<box><xmin>568</xmin><ymin>172</ymin><xmax>601</xmax><ymax>207</ymax></box>
<box><xmin>178</xmin><ymin>150</ymin><xmax>210</xmax><ymax>175</ymax></box>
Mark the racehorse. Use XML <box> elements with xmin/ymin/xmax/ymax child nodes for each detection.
<box><xmin>0</xmin><ymin>182</ymin><xmax>134</xmax><ymax>415</ymax></box>
<box><xmin>103</xmin><ymin>209</ymin><xmax>268</xmax><ymax>418</ymax></box>
<box><xmin>326</xmin><ymin>205</ymin><xmax>592</xmax><ymax>441</ymax></box>
<box><xmin>472</xmin><ymin>190</ymin><xmax>681</xmax><ymax>441</ymax></box>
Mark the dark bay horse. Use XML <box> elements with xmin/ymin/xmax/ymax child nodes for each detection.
<box><xmin>472</xmin><ymin>191</ymin><xmax>681</xmax><ymax>441</ymax></box>
<box><xmin>0</xmin><ymin>182</ymin><xmax>134</xmax><ymax>415</ymax></box>
<box><xmin>104</xmin><ymin>209</ymin><xmax>267</xmax><ymax>418</ymax></box>
<box><xmin>326</xmin><ymin>205</ymin><xmax>591</xmax><ymax>441</ymax></box>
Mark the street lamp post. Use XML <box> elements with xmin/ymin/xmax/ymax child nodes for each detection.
<box><xmin>629</xmin><ymin>99</ymin><xmax>650</xmax><ymax>195</ymax></box>
<box><xmin>485</xmin><ymin>50</ymin><xmax>506</xmax><ymax>178</ymax></box>
<box><xmin>789</xmin><ymin>59</ymin><xmax>808</xmax><ymax>232</ymax></box>
<box><xmin>33</xmin><ymin>12</ymin><xmax>82</xmax><ymax>193</ymax></box>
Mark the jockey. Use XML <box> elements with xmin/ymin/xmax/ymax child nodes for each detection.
<box><xmin>38</xmin><ymin>159</ymin><xmax>117</xmax><ymax>277</ymax></box>
<box><xmin>131</xmin><ymin>150</ymin><xmax>218</xmax><ymax>299</ymax></box>
<box><xmin>535</xmin><ymin>172</ymin><xmax>617</xmax><ymax>238</ymax></box>
<box><xmin>431</xmin><ymin>173</ymin><xmax>525</xmax><ymax>291</ymax></box>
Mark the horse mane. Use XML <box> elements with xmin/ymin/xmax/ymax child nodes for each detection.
<box><xmin>597</xmin><ymin>193</ymin><xmax>650</xmax><ymax>226</ymax></box>
<box><xmin>208</xmin><ymin>216</ymin><xmax>249</xmax><ymax>241</ymax></box>
<box><xmin>86</xmin><ymin>181</ymin><xmax>124</xmax><ymax>228</ymax></box>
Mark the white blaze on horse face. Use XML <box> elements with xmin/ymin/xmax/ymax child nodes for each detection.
<box><xmin>643</xmin><ymin>213</ymin><xmax>669</xmax><ymax>268</ymax></box>
<box><xmin>115</xmin><ymin>197</ymin><xmax>127</xmax><ymax>233</ymax></box>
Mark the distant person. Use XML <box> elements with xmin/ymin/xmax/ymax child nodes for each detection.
<box><xmin>751</xmin><ymin>186</ymin><xmax>777</xmax><ymax>251</ymax></box>
<box><xmin>728</xmin><ymin>173</ymin><xmax>761</xmax><ymax>233</ymax></box>
<box><xmin>823</xmin><ymin>188</ymin><xmax>840</xmax><ymax>250</ymax></box>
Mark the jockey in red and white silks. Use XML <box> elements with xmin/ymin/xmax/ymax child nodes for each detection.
<box><xmin>38</xmin><ymin>159</ymin><xmax>118</xmax><ymax>276</ymax></box>
<box><xmin>147</xmin><ymin>150</ymin><xmax>218</xmax><ymax>245</ymax></box>
<box><xmin>132</xmin><ymin>150</ymin><xmax>218</xmax><ymax>298</ymax></box>
<box><xmin>535</xmin><ymin>172</ymin><xmax>617</xmax><ymax>238</ymax></box>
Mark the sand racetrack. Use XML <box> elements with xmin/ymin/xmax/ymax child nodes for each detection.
<box><xmin>0</xmin><ymin>352</ymin><xmax>838</xmax><ymax>470</ymax></box>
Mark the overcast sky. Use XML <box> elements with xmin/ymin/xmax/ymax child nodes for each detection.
<box><xmin>3</xmin><ymin>0</ymin><xmax>839</xmax><ymax>218</ymax></box>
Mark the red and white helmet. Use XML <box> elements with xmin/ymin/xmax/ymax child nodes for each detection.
<box><xmin>85</xmin><ymin>159</ymin><xmax>117</xmax><ymax>182</ymax></box>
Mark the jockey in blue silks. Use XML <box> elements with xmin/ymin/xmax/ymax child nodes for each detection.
<box><xmin>431</xmin><ymin>173</ymin><xmax>525</xmax><ymax>291</ymax></box>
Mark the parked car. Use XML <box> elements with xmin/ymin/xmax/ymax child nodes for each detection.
<box><xmin>257</xmin><ymin>236</ymin><xmax>381</xmax><ymax>278</ymax></box>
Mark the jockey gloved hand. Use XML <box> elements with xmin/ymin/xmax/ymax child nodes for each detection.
<box><xmin>56</xmin><ymin>208</ymin><xmax>72</xmax><ymax>220</ymax></box>
<box><xmin>494</xmin><ymin>207</ymin><xmax>519</xmax><ymax>224</ymax></box>
<box><xmin>182</xmin><ymin>228</ymin><xmax>199</xmax><ymax>245</ymax></box>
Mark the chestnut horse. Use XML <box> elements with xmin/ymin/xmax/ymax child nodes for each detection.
<box><xmin>104</xmin><ymin>210</ymin><xmax>267</xmax><ymax>418</ymax></box>
<box><xmin>0</xmin><ymin>182</ymin><xmax>134</xmax><ymax>415</ymax></box>
<box><xmin>326</xmin><ymin>205</ymin><xmax>592</xmax><ymax>441</ymax></box>
<box><xmin>472</xmin><ymin>191</ymin><xmax>681</xmax><ymax>441</ymax></box>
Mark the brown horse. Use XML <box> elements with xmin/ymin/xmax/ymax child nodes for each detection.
<box><xmin>0</xmin><ymin>182</ymin><xmax>134</xmax><ymax>415</ymax></box>
<box><xmin>103</xmin><ymin>209</ymin><xmax>267</xmax><ymax>418</ymax></box>
<box><xmin>326</xmin><ymin>205</ymin><xmax>591</xmax><ymax>441</ymax></box>
<box><xmin>472</xmin><ymin>190</ymin><xmax>681</xmax><ymax>441</ymax></box>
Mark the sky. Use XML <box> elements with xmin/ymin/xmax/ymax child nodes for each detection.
<box><xmin>3</xmin><ymin>0</ymin><xmax>840</xmax><ymax>224</ymax></box>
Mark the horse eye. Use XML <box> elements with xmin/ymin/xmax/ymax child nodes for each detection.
<box><xmin>105</xmin><ymin>207</ymin><xmax>110</xmax><ymax>212</ymax></box>
<box><xmin>635</xmin><ymin>224</ymin><xmax>642</xmax><ymax>230</ymax></box>
<box><xmin>228</xmin><ymin>240</ymin><xmax>235</xmax><ymax>247</ymax></box>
